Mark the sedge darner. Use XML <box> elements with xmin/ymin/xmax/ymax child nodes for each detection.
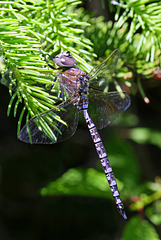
<box><xmin>19</xmin><ymin>50</ymin><xmax>131</xmax><ymax>219</ymax></box>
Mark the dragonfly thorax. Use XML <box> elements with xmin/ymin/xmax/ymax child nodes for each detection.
<box><xmin>60</xmin><ymin>67</ymin><xmax>89</xmax><ymax>96</ymax></box>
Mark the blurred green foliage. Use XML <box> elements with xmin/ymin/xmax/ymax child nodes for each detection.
<box><xmin>130</xmin><ymin>128</ymin><xmax>161</xmax><ymax>149</ymax></box>
<box><xmin>41</xmin><ymin>168</ymin><xmax>121</xmax><ymax>198</ymax></box>
<box><xmin>121</xmin><ymin>216</ymin><xmax>160</xmax><ymax>240</ymax></box>
<box><xmin>41</xmin><ymin>131</ymin><xmax>139</xmax><ymax>198</ymax></box>
<box><xmin>146</xmin><ymin>200</ymin><xmax>161</xmax><ymax>226</ymax></box>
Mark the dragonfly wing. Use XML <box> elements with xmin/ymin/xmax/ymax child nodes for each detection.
<box><xmin>19</xmin><ymin>97</ymin><xmax>79</xmax><ymax>144</ymax></box>
<box><xmin>88</xmin><ymin>89</ymin><xmax>131</xmax><ymax>129</ymax></box>
<box><xmin>89</xmin><ymin>49</ymin><xmax>120</xmax><ymax>91</ymax></box>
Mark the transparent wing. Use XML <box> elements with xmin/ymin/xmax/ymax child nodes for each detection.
<box><xmin>89</xmin><ymin>49</ymin><xmax>120</xmax><ymax>91</ymax></box>
<box><xmin>19</xmin><ymin>97</ymin><xmax>79</xmax><ymax>144</ymax></box>
<box><xmin>88</xmin><ymin>89</ymin><xmax>131</xmax><ymax>129</ymax></box>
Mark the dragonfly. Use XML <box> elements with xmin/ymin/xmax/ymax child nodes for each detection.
<box><xmin>19</xmin><ymin>50</ymin><xmax>131</xmax><ymax>219</ymax></box>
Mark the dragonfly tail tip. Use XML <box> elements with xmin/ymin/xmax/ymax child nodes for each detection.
<box><xmin>117</xmin><ymin>205</ymin><xmax>127</xmax><ymax>220</ymax></box>
<box><xmin>122</xmin><ymin>211</ymin><xmax>127</xmax><ymax>220</ymax></box>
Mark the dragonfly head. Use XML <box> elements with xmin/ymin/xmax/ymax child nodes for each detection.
<box><xmin>54</xmin><ymin>51</ymin><xmax>77</xmax><ymax>67</ymax></box>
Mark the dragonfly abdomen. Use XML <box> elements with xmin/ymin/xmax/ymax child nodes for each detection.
<box><xmin>82</xmin><ymin>108</ymin><xmax>127</xmax><ymax>219</ymax></box>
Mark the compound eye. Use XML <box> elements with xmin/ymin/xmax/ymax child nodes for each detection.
<box><xmin>64</xmin><ymin>51</ymin><xmax>71</xmax><ymax>57</ymax></box>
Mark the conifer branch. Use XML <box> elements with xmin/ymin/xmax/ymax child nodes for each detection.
<box><xmin>0</xmin><ymin>0</ymin><xmax>94</xmax><ymax>141</ymax></box>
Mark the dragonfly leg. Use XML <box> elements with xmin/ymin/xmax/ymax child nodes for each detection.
<box><xmin>41</xmin><ymin>51</ymin><xmax>59</xmax><ymax>70</ymax></box>
<box><xmin>44</xmin><ymin>75</ymin><xmax>58</xmax><ymax>93</ymax></box>
<box><xmin>60</xmin><ymin>84</ymin><xmax>65</xmax><ymax>102</ymax></box>
<box><xmin>82</xmin><ymin>109</ymin><xmax>127</xmax><ymax>219</ymax></box>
